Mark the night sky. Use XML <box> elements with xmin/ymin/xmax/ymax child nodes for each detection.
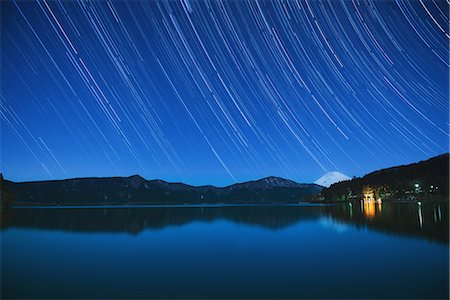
<box><xmin>1</xmin><ymin>0</ymin><xmax>448</xmax><ymax>186</ymax></box>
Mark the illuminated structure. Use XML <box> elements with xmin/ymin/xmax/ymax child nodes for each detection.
<box><xmin>362</xmin><ymin>186</ymin><xmax>375</xmax><ymax>202</ymax></box>
<box><xmin>361</xmin><ymin>186</ymin><xmax>379</xmax><ymax>219</ymax></box>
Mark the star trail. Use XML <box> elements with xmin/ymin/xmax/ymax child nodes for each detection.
<box><xmin>1</xmin><ymin>0</ymin><xmax>448</xmax><ymax>186</ymax></box>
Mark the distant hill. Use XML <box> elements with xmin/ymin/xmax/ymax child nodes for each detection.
<box><xmin>3</xmin><ymin>175</ymin><xmax>323</xmax><ymax>206</ymax></box>
<box><xmin>321</xmin><ymin>154</ymin><xmax>449</xmax><ymax>202</ymax></box>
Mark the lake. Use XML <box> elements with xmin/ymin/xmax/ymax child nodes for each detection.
<box><xmin>1</xmin><ymin>202</ymin><xmax>448</xmax><ymax>299</ymax></box>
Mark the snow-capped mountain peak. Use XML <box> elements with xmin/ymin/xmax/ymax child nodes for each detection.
<box><xmin>314</xmin><ymin>171</ymin><xmax>351</xmax><ymax>187</ymax></box>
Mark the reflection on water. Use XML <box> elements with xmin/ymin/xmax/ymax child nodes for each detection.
<box><xmin>1</xmin><ymin>205</ymin><xmax>323</xmax><ymax>234</ymax></box>
<box><xmin>418</xmin><ymin>204</ymin><xmax>423</xmax><ymax>227</ymax></box>
<box><xmin>377</xmin><ymin>200</ymin><xmax>382</xmax><ymax>213</ymax></box>
<box><xmin>324</xmin><ymin>201</ymin><xmax>448</xmax><ymax>244</ymax></box>
<box><xmin>361</xmin><ymin>200</ymin><xmax>383</xmax><ymax>219</ymax></box>
<box><xmin>1</xmin><ymin>202</ymin><xmax>448</xmax><ymax>243</ymax></box>
<box><xmin>363</xmin><ymin>200</ymin><xmax>376</xmax><ymax>218</ymax></box>
<box><xmin>1</xmin><ymin>202</ymin><xmax>448</xmax><ymax>299</ymax></box>
<box><xmin>434</xmin><ymin>204</ymin><xmax>442</xmax><ymax>223</ymax></box>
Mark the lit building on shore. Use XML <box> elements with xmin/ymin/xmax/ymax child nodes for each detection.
<box><xmin>363</xmin><ymin>186</ymin><xmax>375</xmax><ymax>202</ymax></box>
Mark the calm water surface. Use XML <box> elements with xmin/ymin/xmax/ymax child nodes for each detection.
<box><xmin>1</xmin><ymin>202</ymin><xmax>448</xmax><ymax>299</ymax></box>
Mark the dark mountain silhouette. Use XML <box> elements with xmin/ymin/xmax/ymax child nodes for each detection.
<box><xmin>321</xmin><ymin>153</ymin><xmax>449</xmax><ymax>202</ymax></box>
<box><xmin>3</xmin><ymin>154</ymin><xmax>447</xmax><ymax>205</ymax></box>
<box><xmin>3</xmin><ymin>175</ymin><xmax>323</xmax><ymax>206</ymax></box>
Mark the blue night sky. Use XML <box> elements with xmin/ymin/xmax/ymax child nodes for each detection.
<box><xmin>1</xmin><ymin>0</ymin><xmax>448</xmax><ymax>186</ymax></box>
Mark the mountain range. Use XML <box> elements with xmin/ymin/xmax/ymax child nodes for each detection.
<box><xmin>2</xmin><ymin>175</ymin><xmax>323</xmax><ymax>206</ymax></box>
<box><xmin>1</xmin><ymin>154</ymin><xmax>448</xmax><ymax>206</ymax></box>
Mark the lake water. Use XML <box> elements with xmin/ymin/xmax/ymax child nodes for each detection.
<box><xmin>1</xmin><ymin>202</ymin><xmax>448</xmax><ymax>299</ymax></box>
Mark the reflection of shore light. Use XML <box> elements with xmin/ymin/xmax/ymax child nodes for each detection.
<box><xmin>363</xmin><ymin>200</ymin><xmax>376</xmax><ymax>219</ymax></box>
<box><xmin>418</xmin><ymin>205</ymin><xmax>423</xmax><ymax>227</ymax></box>
<box><xmin>377</xmin><ymin>201</ymin><xmax>382</xmax><ymax>213</ymax></box>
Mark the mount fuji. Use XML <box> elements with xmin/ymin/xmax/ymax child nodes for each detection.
<box><xmin>314</xmin><ymin>171</ymin><xmax>351</xmax><ymax>188</ymax></box>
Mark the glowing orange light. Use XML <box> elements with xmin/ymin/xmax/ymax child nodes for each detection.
<box><xmin>363</xmin><ymin>200</ymin><xmax>376</xmax><ymax>218</ymax></box>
